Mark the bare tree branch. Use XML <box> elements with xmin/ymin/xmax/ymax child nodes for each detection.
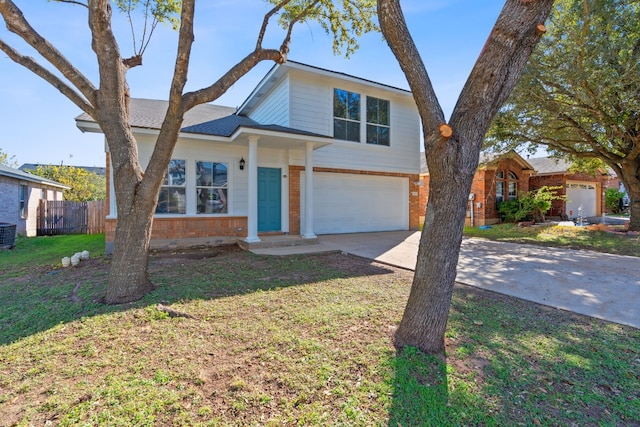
<box><xmin>182</xmin><ymin>48</ymin><xmax>284</xmax><ymax>111</ymax></box>
<box><xmin>279</xmin><ymin>0</ymin><xmax>320</xmax><ymax>58</ymax></box>
<box><xmin>53</xmin><ymin>0</ymin><xmax>88</xmax><ymax>7</ymax></box>
<box><xmin>256</xmin><ymin>0</ymin><xmax>294</xmax><ymax>50</ymax></box>
<box><xmin>0</xmin><ymin>38</ymin><xmax>95</xmax><ymax>116</ymax></box>
<box><xmin>0</xmin><ymin>0</ymin><xmax>97</xmax><ymax>103</ymax></box>
<box><xmin>378</xmin><ymin>0</ymin><xmax>444</xmax><ymax>139</ymax></box>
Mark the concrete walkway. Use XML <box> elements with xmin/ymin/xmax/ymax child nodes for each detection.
<box><xmin>258</xmin><ymin>231</ymin><xmax>640</xmax><ymax>329</ymax></box>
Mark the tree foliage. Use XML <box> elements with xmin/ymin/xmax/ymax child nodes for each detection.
<box><xmin>605</xmin><ymin>187</ymin><xmax>625</xmax><ymax>213</ymax></box>
<box><xmin>0</xmin><ymin>148</ymin><xmax>18</xmax><ymax>167</ymax></box>
<box><xmin>487</xmin><ymin>0</ymin><xmax>640</xmax><ymax>230</ymax></box>
<box><xmin>30</xmin><ymin>165</ymin><xmax>106</xmax><ymax>202</ymax></box>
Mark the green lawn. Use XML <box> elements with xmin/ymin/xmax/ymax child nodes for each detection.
<box><xmin>464</xmin><ymin>222</ymin><xmax>640</xmax><ymax>257</ymax></box>
<box><xmin>1</xmin><ymin>234</ymin><xmax>639</xmax><ymax>425</ymax></box>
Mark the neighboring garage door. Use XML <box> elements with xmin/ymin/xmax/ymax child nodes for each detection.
<box><xmin>566</xmin><ymin>181</ymin><xmax>597</xmax><ymax>218</ymax></box>
<box><xmin>301</xmin><ymin>172</ymin><xmax>408</xmax><ymax>234</ymax></box>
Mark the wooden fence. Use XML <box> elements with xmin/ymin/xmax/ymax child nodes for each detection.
<box><xmin>37</xmin><ymin>200</ymin><xmax>105</xmax><ymax>235</ymax></box>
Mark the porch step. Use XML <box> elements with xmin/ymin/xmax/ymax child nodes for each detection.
<box><xmin>237</xmin><ymin>235</ymin><xmax>319</xmax><ymax>251</ymax></box>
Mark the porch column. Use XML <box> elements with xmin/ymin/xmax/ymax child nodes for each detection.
<box><xmin>303</xmin><ymin>141</ymin><xmax>317</xmax><ymax>239</ymax></box>
<box><xmin>245</xmin><ymin>136</ymin><xmax>260</xmax><ymax>243</ymax></box>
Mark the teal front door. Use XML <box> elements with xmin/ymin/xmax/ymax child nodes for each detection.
<box><xmin>258</xmin><ymin>167</ymin><xmax>281</xmax><ymax>232</ymax></box>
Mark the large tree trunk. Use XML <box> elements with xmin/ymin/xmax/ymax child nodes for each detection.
<box><xmin>378</xmin><ymin>0</ymin><xmax>555</xmax><ymax>354</ymax></box>
<box><xmin>106</xmin><ymin>207</ymin><xmax>154</xmax><ymax>303</ymax></box>
<box><xmin>394</xmin><ymin>136</ymin><xmax>476</xmax><ymax>352</ymax></box>
<box><xmin>619</xmin><ymin>159</ymin><xmax>640</xmax><ymax>231</ymax></box>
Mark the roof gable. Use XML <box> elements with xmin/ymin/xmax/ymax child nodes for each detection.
<box><xmin>237</xmin><ymin>60</ymin><xmax>412</xmax><ymax>116</ymax></box>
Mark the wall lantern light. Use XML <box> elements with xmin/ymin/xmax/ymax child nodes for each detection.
<box><xmin>239</xmin><ymin>157</ymin><xmax>245</xmax><ymax>170</ymax></box>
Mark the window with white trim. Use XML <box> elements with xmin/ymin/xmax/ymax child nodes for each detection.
<box><xmin>366</xmin><ymin>96</ymin><xmax>390</xmax><ymax>146</ymax></box>
<box><xmin>333</xmin><ymin>88</ymin><xmax>361</xmax><ymax>142</ymax></box>
<box><xmin>156</xmin><ymin>159</ymin><xmax>186</xmax><ymax>214</ymax></box>
<box><xmin>196</xmin><ymin>161</ymin><xmax>228</xmax><ymax>214</ymax></box>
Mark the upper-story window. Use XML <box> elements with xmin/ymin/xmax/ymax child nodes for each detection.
<box><xmin>156</xmin><ymin>159</ymin><xmax>186</xmax><ymax>214</ymax></box>
<box><xmin>366</xmin><ymin>96</ymin><xmax>390</xmax><ymax>146</ymax></box>
<box><xmin>333</xmin><ymin>88</ymin><xmax>361</xmax><ymax>142</ymax></box>
<box><xmin>196</xmin><ymin>161</ymin><xmax>228</xmax><ymax>214</ymax></box>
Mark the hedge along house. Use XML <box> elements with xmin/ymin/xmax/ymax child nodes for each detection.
<box><xmin>76</xmin><ymin>61</ymin><xmax>422</xmax><ymax>253</ymax></box>
<box><xmin>0</xmin><ymin>164</ymin><xmax>68</xmax><ymax>237</ymax></box>
<box><xmin>419</xmin><ymin>151</ymin><xmax>536</xmax><ymax>226</ymax></box>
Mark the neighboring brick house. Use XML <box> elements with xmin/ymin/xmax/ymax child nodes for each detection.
<box><xmin>419</xmin><ymin>151</ymin><xmax>535</xmax><ymax>226</ymax></box>
<box><xmin>419</xmin><ymin>152</ymin><xmax>621</xmax><ymax>226</ymax></box>
<box><xmin>76</xmin><ymin>61</ymin><xmax>422</xmax><ymax>252</ymax></box>
<box><xmin>527</xmin><ymin>157</ymin><xmax>620</xmax><ymax>219</ymax></box>
<box><xmin>0</xmin><ymin>164</ymin><xmax>68</xmax><ymax>237</ymax></box>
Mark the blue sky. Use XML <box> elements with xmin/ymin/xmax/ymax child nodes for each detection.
<box><xmin>0</xmin><ymin>0</ymin><xmax>505</xmax><ymax>167</ymax></box>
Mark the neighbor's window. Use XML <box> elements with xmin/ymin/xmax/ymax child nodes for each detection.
<box><xmin>19</xmin><ymin>185</ymin><xmax>28</xmax><ymax>219</ymax></box>
<box><xmin>156</xmin><ymin>159</ymin><xmax>186</xmax><ymax>214</ymax></box>
<box><xmin>508</xmin><ymin>171</ymin><xmax>518</xmax><ymax>200</ymax></box>
<box><xmin>366</xmin><ymin>96</ymin><xmax>390</xmax><ymax>146</ymax></box>
<box><xmin>333</xmin><ymin>88</ymin><xmax>361</xmax><ymax>142</ymax></box>
<box><xmin>196</xmin><ymin>161</ymin><xmax>228</xmax><ymax>214</ymax></box>
<box><xmin>495</xmin><ymin>171</ymin><xmax>505</xmax><ymax>205</ymax></box>
<box><xmin>495</xmin><ymin>170</ymin><xmax>518</xmax><ymax>205</ymax></box>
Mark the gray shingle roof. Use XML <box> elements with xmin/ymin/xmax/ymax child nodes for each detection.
<box><xmin>0</xmin><ymin>164</ymin><xmax>69</xmax><ymax>189</ymax></box>
<box><xmin>77</xmin><ymin>98</ymin><xmax>327</xmax><ymax>139</ymax></box>
<box><xmin>526</xmin><ymin>157</ymin><xmax>572</xmax><ymax>174</ymax></box>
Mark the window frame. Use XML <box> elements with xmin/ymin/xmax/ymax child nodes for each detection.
<box><xmin>365</xmin><ymin>96</ymin><xmax>390</xmax><ymax>146</ymax></box>
<box><xmin>333</xmin><ymin>88</ymin><xmax>361</xmax><ymax>143</ymax></box>
<box><xmin>196</xmin><ymin>160</ymin><xmax>229</xmax><ymax>215</ymax></box>
<box><xmin>156</xmin><ymin>159</ymin><xmax>187</xmax><ymax>215</ymax></box>
<box><xmin>495</xmin><ymin>170</ymin><xmax>518</xmax><ymax>204</ymax></box>
<box><xmin>19</xmin><ymin>184</ymin><xmax>28</xmax><ymax>219</ymax></box>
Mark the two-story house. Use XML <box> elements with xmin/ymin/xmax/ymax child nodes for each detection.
<box><xmin>76</xmin><ymin>61</ymin><xmax>422</xmax><ymax>252</ymax></box>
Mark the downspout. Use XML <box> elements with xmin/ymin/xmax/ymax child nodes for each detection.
<box><xmin>469</xmin><ymin>193</ymin><xmax>475</xmax><ymax>227</ymax></box>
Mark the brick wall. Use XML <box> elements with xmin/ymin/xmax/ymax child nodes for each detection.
<box><xmin>105</xmin><ymin>216</ymin><xmax>247</xmax><ymax>251</ymax></box>
<box><xmin>420</xmin><ymin>158</ymin><xmax>533</xmax><ymax>226</ymax></box>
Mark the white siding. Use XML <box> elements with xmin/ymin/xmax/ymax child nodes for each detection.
<box><xmin>247</xmin><ymin>76</ymin><xmax>290</xmax><ymax>126</ymax></box>
<box><xmin>286</xmin><ymin>70</ymin><xmax>420</xmax><ymax>175</ymax></box>
<box><xmin>134</xmin><ymin>135</ymin><xmax>249</xmax><ymax>217</ymax></box>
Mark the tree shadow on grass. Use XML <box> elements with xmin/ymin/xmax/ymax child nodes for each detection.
<box><xmin>386</xmin><ymin>346</ymin><xmax>451</xmax><ymax>426</ymax></box>
<box><xmin>387</xmin><ymin>284</ymin><xmax>640</xmax><ymax>427</ymax></box>
<box><xmin>0</xmin><ymin>246</ymin><xmax>394</xmax><ymax>345</ymax></box>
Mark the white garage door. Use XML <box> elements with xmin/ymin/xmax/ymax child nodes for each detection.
<box><xmin>566</xmin><ymin>182</ymin><xmax>596</xmax><ymax>218</ymax></box>
<box><xmin>301</xmin><ymin>172</ymin><xmax>408</xmax><ymax>234</ymax></box>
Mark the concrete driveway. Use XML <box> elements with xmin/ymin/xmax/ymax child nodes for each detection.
<box><xmin>318</xmin><ymin>231</ymin><xmax>640</xmax><ymax>329</ymax></box>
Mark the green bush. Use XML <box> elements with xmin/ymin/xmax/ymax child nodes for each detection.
<box><xmin>497</xmin><ymin>199</ymin><xmax>527</xmax><ymax>223</ymax></box>
<box><xmin>498</xmin><ymin>186</ymin><xmax>565</xmax><ymax>223</ymax></box>
<box><xmin>605</xmin><ymin>187</ymin><xmax>625</xmax><ymax>214</ymax></box>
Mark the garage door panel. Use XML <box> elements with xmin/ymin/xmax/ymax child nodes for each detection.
<box><xmin>301</xmin><ymin>172</ymin><xmax>408</xmax><ymax>234</ymax></box>
<box><xmin>566</xmin><ymin>182</ymin><xmax>596</xmax><ymax>218</ymax></box>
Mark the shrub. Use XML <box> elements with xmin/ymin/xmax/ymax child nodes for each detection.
<box><xmin>605</xmin><ymin>187</ymin><xmax>625</xmax><ymax>214</ymax></box>
<box><xmin>498</xmin><ymin>186</ymin><xmax>565</xmax><ymax>223</ymax></box>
